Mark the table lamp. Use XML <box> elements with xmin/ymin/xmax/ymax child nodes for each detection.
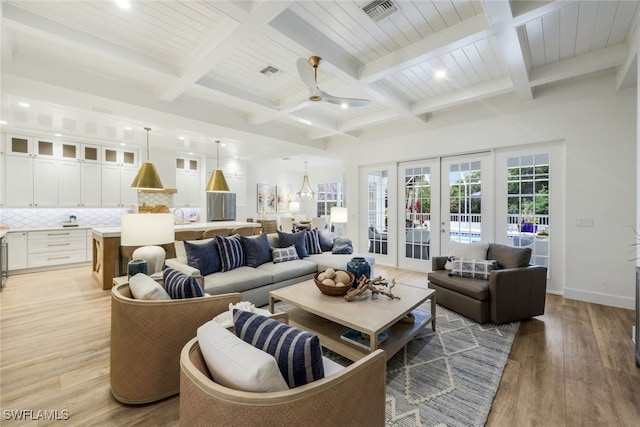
<box><xmin>121</xmin><ymin>213</ymin><xmax>175</xmax><ymax>276</ymax></box>
<box><xmin>330</xmin><ymin>207</ymin><xmax>348</xmax><ymax>238</ymax></box>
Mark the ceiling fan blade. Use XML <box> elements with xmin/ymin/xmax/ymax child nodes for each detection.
<box><xmin>320</xmin><ymin>90</ymin><xmax>371</xmax><ymax>107</ymax></box>
<box><xmin>296</xmin><ymin>57</ymin><xmax>317</xmax><ymax>92</ymax></box>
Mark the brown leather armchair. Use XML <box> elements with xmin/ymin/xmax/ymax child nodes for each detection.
<box><xmin>110</xmin><ymin>283</ymin><xmax>242</xmax><ymax>404</ymax></box>
<box><xmin>428</xmin><ymin>243</ymin><xmax>547</xmax><ymax>324</ymax></box>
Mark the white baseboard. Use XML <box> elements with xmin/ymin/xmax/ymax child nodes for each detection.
<box><xmin>563</xmin><ymin>287</ymin><xmax>634</xmax><ymax>310</ymax></box>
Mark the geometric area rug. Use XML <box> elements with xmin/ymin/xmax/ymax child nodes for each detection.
<box><xmin>273</xmin><ymin>300</ymin><xmax>519</xmax><ymax>427</ymax></box>
<box><xmin>382</xmin><ymin>302</ymin><xmax>519</xmax><ymax>427</ymax></box>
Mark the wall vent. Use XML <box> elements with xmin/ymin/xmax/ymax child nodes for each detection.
<box><xmin>362</xmin><ymin>0</ymin><xmax>398</xmax><ymax>22</ymax></box>
<box><xmin>260</xmin><ymin>65</ymin><xmax>281</xmax><ymax>77</ymax></box>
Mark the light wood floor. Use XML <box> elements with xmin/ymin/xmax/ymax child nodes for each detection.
<box><xmin>1</xmin><ymin>266</ymin><xmax>639</xmax><ymax>426</ymax></box>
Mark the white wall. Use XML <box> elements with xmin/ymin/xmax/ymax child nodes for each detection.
<box><xmin>342</xmin><ymin>74</ymin><xmax>637</xmax><ymax>309</ymax></box>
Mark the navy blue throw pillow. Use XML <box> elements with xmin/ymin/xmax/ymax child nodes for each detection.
<box><xmin>184</xmin><ymin>239</ymin><xmax>221</xmax><ymax>275</ymax></box>
<box><xmin>214</xmin><ymin>234</ymin><xmax>245</xmax><ymax>272</ymax></box>
<box><xmin>317</xmin><ymin>227</ymin><xmax>333</xmax><ymax>252</ymax></box>
<box><xmin>163</xmin><ymin>267</ymin><xmax>205</xmax><ymax>299</ymax></box>
<box><xmin>233</xmin><ymin>310</ymin><xmax>324</xmax><ymax>388</ymax></box>
<box><xmin>241</xmin><ymin>233</ymin><xmax>272</xmax><ymax>267</ymax></box>
<box><xmin>304</xmin><ymin>229</ymin><xmax>322</xmax><ymax>255</ymax></box>
<box><xmin>277</xmin><ymin>231</ymin><xmax>308</xmax><ymax>258</ymax></box>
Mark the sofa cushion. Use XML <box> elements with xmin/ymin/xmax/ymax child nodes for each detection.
<box><xmin>272</xmin><ymin>245</ymin><xmax>299</xmax><ymax>263</ymax></box>
<box><xmin>317</xmin><ymin>228</ymin><xmax>333</xmax><ymax>252</ymax></box>
<box><xmin>215</xmin><ymin>234</ymin><xmax>245</xmax><ymax>272</ymax></box>
<box><xmin>175</xmin><ymin>239</ymin><xmax>215</xmax><ymax>265</ymax></box>
<box><xmin>202</xmin><ymin>267</ymin><xmax>272</xmax><ymax>295</ymax></box>
<box><xmin>163</xmin><ymin>267</ymin><xmax>205</xmax><ymax>299</ymax></box>
<box><xmin>233</xmin><ymin>310</ymin><xmax>324</xmax><ymax>388</ymax></box>
<box><xmin>257</xmin><ymin>259</ymin><xmax>318</xmax><ymax>282</ymax></box>
<box><xmin>449</xmin><ymin>241</ymin><xmax>489</xmax><ymax>261</ymax></box>
<box><xmin>128</xmin><ymin>273</ymin><xmax>171</xmax><ymax>300</ymax></box>
<box><xmin>277</xmin><ymin>231</ymin><xmax>308</xmax><ymax>258</ymax></box>
<box><xmin>241</xmin><ymin>233</ymin><xmax>272</xmax><ymax>267</ymax></box>
<box><xmin>197</xmin><ymin>320</ymin><xmax>289</xmax><ymax>392</ymax></box>
<box><xmin>428</xmin><ymin>270</ymin><xmax>490</xmax><ymax>301</ymax></box>
<box><xmin>488</xmin><ymin>243</ymin><xmax>532</xmax><ymax>269</ymax></box>
<box><xmin>449</xmin><ymin>258</ymin><xmax>498</xmax><ymax>280</ymax></box>
<box><xmin>304</xmin><ymin>229</ymin><xmax>323</xmax><ymax>255</ymax></box>
<box><xmin>184</xmin><ymin>239</ymin><xmax>221</xmax><ymax>275</ymax></box>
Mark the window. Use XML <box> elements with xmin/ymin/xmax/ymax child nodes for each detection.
<box><xmin>367</xmin><ymin>170</ymin><xmax>388</xmax><ymax>255</ymax></box>
<box><xmin>315</xmin><ymin>182</ymin><xmax>343</xmax><ymax>217</ymax></box>
<box><xmin>507</xmin><ymin>154</ymin><xmax>549</xmax><ymax>268</ymax></box>
<box><xmin>404</xmin><ymin>166</ymin><xmax>431</xmax><ymax>260</ymax></box>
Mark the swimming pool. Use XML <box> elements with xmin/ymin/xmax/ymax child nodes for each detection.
<box><xmin>449</xmin><ymin>231</ymin><xmax>482</xmax><ymax>243</ymax></box>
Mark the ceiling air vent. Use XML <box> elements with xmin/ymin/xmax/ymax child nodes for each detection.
<box><xmin>260</xmin><ymin>65</ymin><xmax>281</xmax><ymax>77</ymax></box>
<box><xmin>362</xmin><ymin>0</ymin><xmax>398</xmax><ymax>22</ymax></box>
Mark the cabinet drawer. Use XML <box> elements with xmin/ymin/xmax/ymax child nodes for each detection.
<box><xmin>29</xmin><ymin>229</ymin><xmax>86</xmax><ymax>240</ymax></box>
<box><xmin>28</xmin><ymin>237</ymin><xmax>86</xmax><ymax>253</ymax></box>
<box><xmin>28</xmin><ymin>250</ymin><xmax>87</xmax><ymax>268</ymax></box>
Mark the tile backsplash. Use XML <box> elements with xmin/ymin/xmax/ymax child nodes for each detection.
<box><xmin>0</xmin><ymin>207</ymin><xmax>201</xmax><ymax>229</ymax></box>
<box><xmin>0</xmin><ymin>208</ymin><xmax>130</xmax><ymax>229</ymax></box>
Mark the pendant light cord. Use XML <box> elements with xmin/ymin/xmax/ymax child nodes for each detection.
<box><xmin>144</xmin><ymin>127</ymin><xmax>151</xmax><ymax>161</ymax></box>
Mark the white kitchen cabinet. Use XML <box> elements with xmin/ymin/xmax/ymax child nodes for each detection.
<box><xmin>102</xmin><ymin>147</ymin><xmax>138</xmax><ymax>167</ymax></box>
<box><xmin>27</xmin><ymin>229</ymin><xmax>87</xmax><ymax>268</ymax></box>
<box><xmin>6</xmin><ymin>134</ymin><xmax>33</xmax><ymax>157</ymax></box>
<box><xmin>58</xmin><ymin>160</ymin><xmax>81</xmax><ymax>207</ymax></box>
<box><xmin>32</xmin><ymin>158</ymin><xmax>58</xmax><ymax>207</ymax></box>
<box><xmin>175</xmin><ymin>157</ymin><xmax>201</xmax><ymax>207</ymax></box>
<box><xmin>81</xmin><ymin>144</ymin><xmax>101</xmax><ymax>163</ymax></box>
<box><xmin>5</xmin><ymin>155</ymin><xmax>34</xmax><ymax>207</ymax></box>
<box><xmin>81</xmin><ymin>162</ymin><xmax>101</xmax><ymax>207</ymax></box>
<box><xmin>101</xmin><ymin>163</ymin><xmax>138</xmax><ymax>207</ymax></box>
<box><xmin>6</xmin><ymin>231</ymin><xmax>28</xmax><ymax>271</ymax></box>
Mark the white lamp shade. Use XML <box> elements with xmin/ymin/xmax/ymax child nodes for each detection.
<box><xmin>330</xmin><ymin>207</ymin><xmax>348</xmax><ymax>224</ymax></box>
<box><xmin>121</xmin><ymin>213</ymin><xmax>175</xmax><ymax>246</ymax></box>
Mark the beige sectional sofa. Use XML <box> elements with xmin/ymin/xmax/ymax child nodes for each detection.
<box><xmin>165</xmin><ymin>232</ymin><xmax>375</xmax><ymax>307</ymax></box>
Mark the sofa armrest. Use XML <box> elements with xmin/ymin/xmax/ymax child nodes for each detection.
<box><xmin>165</xmin><ymin>258</ymin><xmax>201</xmax><ymax>276</ymax></box>
<box><xmin>488</xmin><ymin>265</ymin><xmax>547</xmax><ymax>323</ymax></box>
<box><xmin>432</xmin><ymin>256</ymin><xmax>448</xmax><ymax>271</ymax></box>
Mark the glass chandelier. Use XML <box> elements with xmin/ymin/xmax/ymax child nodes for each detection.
<box><xmin>297</xmin><ymin>161</ymin><xmax>315</xmax><ymax>203</ymax></box>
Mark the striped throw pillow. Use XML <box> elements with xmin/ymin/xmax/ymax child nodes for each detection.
<box><xmin>214</xmin><ymin>234</ymin><xmax>245</xmax><ymax>272</ymax></box>
<box><xmin>304</xmin><ymin>228</ymin><xmax>322</xmax><ymax>255</ymax></box>
<box><xmin>272</xmin><ymin>245</ymin><xmax>298</xmax><ymax>263</ymax></box>
<box><xmin>232</xmin><ymin>310</ymin><xmax>324</xmax><ymax>388</ymax></box>
<box><xmin>162</xmin><ymin>267</ymin><xmax>204</xmax><ymax>299</ymax></box>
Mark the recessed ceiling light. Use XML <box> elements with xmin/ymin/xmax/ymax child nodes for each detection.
<box><xmin>188</xmin><ymin>152</ymin><xmax>193</xmax><ymax>156</ymax></box>
<box><xmin>233</xmin><ymin>156</ymin><xmax>238</xmax><ymax>160</ymax></box>
<box><xmin>18</xmin><ymin>102</ymin><xmax>30</xmax><ymax>108</ymax></box>
<box><xmin>54</xmin><ymin>133</ymin><xmax>62</xmax><ymax>137</ymax></box>
<box><xmin>435</xmin><ymin>70</ymin><xmax>446</xmax><ymax>79</ymax></box>
<box><xmin>120</xmin><ymin>143</ymin><xmax>126</xmax><ymax>146</ymax></box>
<box><xmin>0</xmin><ymin>120</ymin><xmax>7</xmax><ymax>125</ymax></box>
<box><xmin>114</xmin><ymin>0</ymin><xmax>130</xmax><ymax>9</ymax></box>
<box><xmin>299</xmin><ymin>119</ymin><xmax>312</xmax><ymax>126</ymax></box>
<box><xmin>124</xmin><ymin>126</ymin><xmax>132</xmax><ymax>130</ymax></box>
<box><xmin>341</xmin><ymin>103</ymin><xmax>348</xmax><ymax>109</ymax></box>
<box><xmin>220</xmin><ymin>143</ymin><xmax>226</xmax><ymax>147</ymax></box>
<box><xmin>178</xmin><ymin>136</ymin><xmax>185</xmax><ymax>140</ymax></box>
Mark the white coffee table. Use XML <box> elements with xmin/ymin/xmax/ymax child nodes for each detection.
<box><xmin>269</xmin><ymin>280</ymin><xmax>435</xmax><ymax>361</ymax></box>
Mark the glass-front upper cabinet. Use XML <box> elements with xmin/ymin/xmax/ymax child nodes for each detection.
<box><xmin>81</xmin><ymin>144</ymin><xmax>101</xmax><ymax>163</ymax></box>
<box><xmin>6</xmin><ymin>135</ymin><xmax>33</xmax><ymax>157</ymax></box>
<box><xmin>102</xmin><ymin>146</ymin><xmax>138</xmax><ymax>167</ymax></box>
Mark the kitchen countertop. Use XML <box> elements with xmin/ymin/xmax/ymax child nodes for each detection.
<box><xmin>91</xmin><ymin>221</ymin><xmax>258</xmax><ymax>238</ymax></box>
<box><xmin>1</xmin><ymin>225</ymin><xmax>93</xmax><ymax>234</ymax></box>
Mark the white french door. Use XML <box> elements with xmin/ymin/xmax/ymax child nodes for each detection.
<box><xmin>440</xmin><ymin>153</ymin><xmax>494</xmax><ymax>255</ymax></box>
<box><xmin>397</xmin><ymin>159</ymin><xmax>441</xmax><ymax>270</ymax></box>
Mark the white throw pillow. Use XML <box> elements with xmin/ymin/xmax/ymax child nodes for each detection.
<box><xmin>128</xmin><ymin>273</ymin><xmax>171</xmax><ymax>300</ymax></box>
<box><xmin>213</xmin><ymin>301</ymin><xmax>272</xmax><ymax>329</ymax></box>
<box><xmin>448</xmin><ymin>241</ymin><xmax>489</xmax><ymax>261</ymax></box>
<box><xmin>197</xmin><ymin>320</ymin><xmax>289</xmax><ymax>392</ymax></box>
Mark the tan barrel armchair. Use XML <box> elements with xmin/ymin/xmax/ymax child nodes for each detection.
<box><xmin>180</xmin><ymin>338</ymin><xmax>387</xmax><ymax>426</ymax></box>
<box><xmin>110</xmin><ymin>283</ymin><xmax>242</xmax><ymax>404</ymax></box>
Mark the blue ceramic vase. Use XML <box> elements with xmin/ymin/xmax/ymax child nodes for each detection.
<box><xmin>347</xmin><ymin>257</ymin><xmax>371</xmax><ymax>287</ymax></box>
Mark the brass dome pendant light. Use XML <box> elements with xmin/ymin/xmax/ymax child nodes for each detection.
<box><xmin>206</xmin><ymin>140</ymin><xmax>230</xmax><ymax>192</ymax></box>
<box><xmin>131</xmin><ymin>127</ymin><xmax>164</xmax><ymax>190</ymax></box>
<box><xmin>297</xmin><ymin>161</ymin><xmax>315</xmax><ymax>202</ymax></box>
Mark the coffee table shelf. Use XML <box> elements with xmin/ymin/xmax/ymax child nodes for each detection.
<box><xmin>286</xmin><ymin>306</ymin><xmax>432</xmax><ymax>361</ymax></box>
<box><xmin>269</xmin><ymin>280</ymin><xmax>436</xmax><ymax>362</ymax></box>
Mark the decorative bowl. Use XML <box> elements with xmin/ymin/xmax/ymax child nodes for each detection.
<box><xmin>313</xmin><ymin>270</ymin><xmax>355</xmax><ymax>296</ymax></box>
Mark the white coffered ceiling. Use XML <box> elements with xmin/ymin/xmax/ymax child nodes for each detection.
<box><xmin>1</xmin><ymin>0</ymin><xmax>638</xmax><ymax>166</ymax></box>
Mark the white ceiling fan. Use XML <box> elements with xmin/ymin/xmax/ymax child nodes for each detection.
<box><xmin>296</xmin><ymin>56</ymin><xmax>370</xmax><ymax>108</ymax></box>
